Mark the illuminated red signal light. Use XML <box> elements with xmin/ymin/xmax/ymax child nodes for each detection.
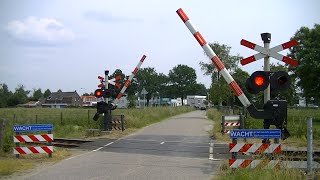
<box><xmin>94</xmin><ymin>89</ymin><xmax>103</xmax><ymax>98</ymax></box>
<box><xmin>254</xmin><ymin>76</ymin><xmax>265</xmax><ymax>86</ymax></box>
<box><xmin>245</xmin><ymin>71</ymin><xmax>270</xmax><ymax>94</ymax></box>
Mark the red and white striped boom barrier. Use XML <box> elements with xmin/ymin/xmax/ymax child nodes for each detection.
<box><xmin>240</xmin><ymin>39</ymin><xmax>298</xmax><ymax>66</ymax></box>
<box><xmin>176</xmin><ymin>8</ymin><xmax>251</xmax><ymax>108</ymax></box>
<box><xmin>113</xmin><ymin>55</ymin><xmax>147</xmax><ymax>105</ymax></box>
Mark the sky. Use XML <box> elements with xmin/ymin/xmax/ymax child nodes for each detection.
<box><xmin>0</xmin><ymin>0</ymin><xmax>319</xmax><ymax>95</ymax></box>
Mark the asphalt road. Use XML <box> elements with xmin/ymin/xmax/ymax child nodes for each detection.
<box><xmin>13</xmin><ymin>110</ymin><xmax>226</xmax><ymax>180</ymax></box>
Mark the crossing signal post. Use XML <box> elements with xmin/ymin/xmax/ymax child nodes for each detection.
<box><xmin>91</xmin><ymin>55</ymin><xmax>147</xmax><ymax>131</ymax></box>
<box><xmin>245</xmin><ymin>70</ymin><xmax>291</xmax><ymax>140</ymax></box>
<box><xmin>176</xmin><ymin>8</ymin><xmax>298</xmax><ymax>141</ymax></box>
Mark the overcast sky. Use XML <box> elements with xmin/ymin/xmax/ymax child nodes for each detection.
<box><xmin>0</xmin><ymin>0</ymin><xmax>319</xmax><ymax>94</ymax></box>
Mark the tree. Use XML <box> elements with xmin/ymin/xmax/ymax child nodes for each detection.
<box><xmin>288</xmin><ymin>24</ymin><xmax>320</xmax><ymax>104</ymax></box>
<box><xmin>43</xmin><ymin>89</ymin><xmax>51</xmax><ymax>98</ymax></box>
<box><xmin>232</xmin><ymin>69</ymin><xmax>250</xmax><ymax>106</ymax></box>
<box><xmin>168</xmin><ymin>64</ymin><xmax>198</xmax><ymax>105</ymax></box>
<box><xmin>7</xmin><ymin>85</ymin><xmax>30</xmax><ymax>106</ymax></box>
<box><xmin>135</xmin><ymin>67</ymin><xmax>160</xmax><ymax>106</ymax></box>
<box><xmin>30</xmin><ymin>88</ymin><xmax>43</xmax><ymax>101</ymax></box>
<box><xmin>200</xmin><ymin>42</ymin><xmax>242</xmax><ymax>105</ymax></box>
<box><xmin>0</xmin><ymin>83</ymin><xmax>12</xmax><ymax>107</ymax></box>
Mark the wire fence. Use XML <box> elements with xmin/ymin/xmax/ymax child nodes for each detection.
<box><xmin>0</xmin><ymin>108</ymin><xmax>98</xmax><ymax>127</ymax></box>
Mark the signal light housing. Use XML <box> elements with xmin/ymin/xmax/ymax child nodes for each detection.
<box><xmin>270</xmin><ymin>71</ymin><xmax>291</xmax><ymax>93</ymax></box>
<box><xmin>94</xmin><ymin>89</ymin><xmax>115</xmax><ymax>98</ymax></box>
<box><xmin>94</xmin><ymin>89</ymin><xmax>103</xmax><ymax>98</ymax></box>
<box><xmin>246</xmin><ymin>71</ymin><xmax>291</xmax><ymax>94</ymax></box>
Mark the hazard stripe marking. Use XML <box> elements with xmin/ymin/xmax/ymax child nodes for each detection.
<box><xmin>229</xmin><ymin>81</ymin><xmax>243</xmax><ymax>97</ymax></box>
<box><xmin>176</xmin><ymin>8</ymin><xmax>189</xmax><ymax>23</ymax></box>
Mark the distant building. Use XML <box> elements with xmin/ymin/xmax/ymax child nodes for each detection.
<box><xmin>42</xmin><ymin>90</ymin><xmax>81</xmax><ymax>108</ymax></box>
<box><xmin>81</xmin><ymin>95</ymin><xmax>98</xmax><ymax>107</ymax></box>
<box><xmin>117</xmin><ymin>96</ymin><xmax>129</xmax><ymax>109</ymax></box>
<box><xmin>186</xmin><ymin>95</ymin><xmax>207</xmax><ymax>108</ymax></box>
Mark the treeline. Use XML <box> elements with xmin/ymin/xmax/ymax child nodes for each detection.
<box><xmin>0</xmin><ymin>85</ymin><xmax>51</xmax><ymax>108</ymax></box>
<box><xmin>0</xmin><ymin>64</ymin><xmax>208</xmax><ymax>107</ymax></box>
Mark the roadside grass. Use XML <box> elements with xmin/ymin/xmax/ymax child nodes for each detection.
<box><xmin>213</xmin><ymin>162</ymin><xmax>306</xmax><ymax>180</ymax></box>
<box><xmin>207</xmin><ymin>107</ymin><xmax>320</xmax><ymax>179</ymax></box>
<box><xmin>0</xmin><ymin>106</ymin><xmax>193</xmax><ymax>177</ymax></box>
<box><xmin>0</xmin><ymin>147</ymin><xmax>71</xmax><ymax>177</ymax></box>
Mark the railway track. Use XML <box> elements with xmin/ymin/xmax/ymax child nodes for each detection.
<box><xmin>52</xmin><ymin>138</ymin><xmax>93</xmax><ymax>148</ymax></box>
<box><xmin>28</xmin><ymin>139</ymin><xmax>320</xmax><ymax>163</ymax></box>
<box><xmin>27</xmin><ymin>138</ymin><xmax>93</xmax><ymax>148</ymax></box>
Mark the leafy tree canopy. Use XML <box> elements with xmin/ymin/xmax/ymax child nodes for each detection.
<box><xmin>288</xmin><ymin>24</ymin><xmax>320</xmax><ymax>100</ymax></box>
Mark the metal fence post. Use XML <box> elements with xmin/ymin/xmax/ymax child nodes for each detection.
<box><xmin>221</xmin><ymin>116</ymin><xmax>225</xmax><ymax>135</ymax></box>
<box><xmin>35</xmin><ymin>114</ymin><xmax>38</xmax><ymax>123</ymax></box>
<box><xmin>307</xmin><ymin>117</ymin><xmax>313</xmax><ymax>177</ymax></box>
<box><xmin>60</xmin><ymin>112</ymin><xmax>63</xmax><ymax>125</ymax></box>
<box><xmin>0</xmin><ymin>119</ymin><xmax>6</xmax><ymax>153</ymax></box>
<box><xmin>232</xmin><ymin>138</ymin><xmax>237</xmax><ymax>160</ymax></box>
<box><xmin>121</xmin><ymin>114</ymin><xmax>124</xmax><ymax>131</ymax></box>
<box><xmin>87</xmin><ymin>110</ymin><xmax>90</xmax><ymax>124</ymax></box>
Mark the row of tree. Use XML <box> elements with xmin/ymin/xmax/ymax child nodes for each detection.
<box><xmin>103</xmin><ymin>65</ymin><xmax>207</xmax><ymax>106</ymax></box>
<box><xmin>0</xmin><ymin>64</ymin><xmax>207</xmax><ymax>107</ymax></box>
<box><xmin>0</xmin><ymin>85</ymin><xmax>51</xmax><ymax>108</ymax></box>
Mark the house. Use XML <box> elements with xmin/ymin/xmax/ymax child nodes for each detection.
<box><xmin>42</xmin><ymin>90</ymin><xmax>81</xmax><ymax>108</ymax></box>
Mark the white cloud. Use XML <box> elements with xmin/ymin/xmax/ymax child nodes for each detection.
<box><xmin>6</xmin><ymin>16</ymin><xmax>75</xmax><ymax>45</ymax></box>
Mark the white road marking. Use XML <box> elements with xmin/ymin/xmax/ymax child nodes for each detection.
<box><xmin>93</xmin><ymin>147</ymin><xmax>103</xmax><ymax>152</ymax></box>
<box><xmin>104</xmin><ymin>142</ymin><xmax>114</xmax><ymax>147</ymax></box>
<box><xmin>160</xmin><ymin>142</ymin><xmax>165</xmax><ymax>145</ymax></box>
<box><xmin>209</xmin><ymin>141</ymin><xmax>213</xmax><ymax>160</ymax></box>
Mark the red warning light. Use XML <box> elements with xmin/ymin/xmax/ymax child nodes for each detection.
<box><xmin>254</xmin><ymin>76</ymin><xmax>265</xmax><ymax>86</ymax></box>
<box><xmin>94</xmin><ymin>89</ymin><xmax>103</xmax><ymax>98</ymax></box>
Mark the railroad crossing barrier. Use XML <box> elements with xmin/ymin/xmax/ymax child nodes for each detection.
<box><xmin>229</xmin><ymin>129</ymin><xmax>320</xmax><ymax>170</ymax></box>
<box><xmin>13</xmin><ymin>124</ymin><xmax>53</xmax><ymax>158</ymax></box>
<box><xmin>86</xmin><ymin>114</ymin><xmax>125</xmax><ymax>135</ymax></box>
<box><xmin>221</xmin><ymin>115</ymin><xmax>244</xmax><ymax>134</ymax></box>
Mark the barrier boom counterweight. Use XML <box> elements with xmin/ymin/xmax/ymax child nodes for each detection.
<box><xmin>176</xmin><ymin>8</ymin><xmax>251</xmax><ymax>108</ymax></box>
